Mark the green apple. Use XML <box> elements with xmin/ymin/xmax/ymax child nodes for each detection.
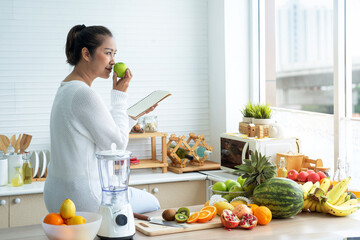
<box><xmin>212</xmin><ymin>182</ymin><xmax>227</xmax><ymax>192</ymax></box>
<box><xmin>114</xmin><ymin>62</ymin><xmax>127</xmax><ymax>78</ymax></box>
<box><xmin>237</xmin><ymin>176</ymin><xmax>246</xmax><ymax>187</ymax></box>
<box><xmin>229</xmin><ymin>185</ymin><xmax>243</xmax><ymax>197</ymax></box>
<box><xmin>222</xmin><ymin>194</ymin><xmax>234</xmax><ymax>202</ymax></box>
<box><xmin>226</xmin><ymin>181</ymin><xmax>240</xmax><ymax>191</ymax></box>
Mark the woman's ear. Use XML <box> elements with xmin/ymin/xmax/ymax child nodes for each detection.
<box><xmin>81</xmin><ymin>47</ymin><xmax>91</xmax><ymax>62</ymax></box>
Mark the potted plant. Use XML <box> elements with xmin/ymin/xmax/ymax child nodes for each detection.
<box><xmin>240</xmin><ymin>103</ymin><xmax>254</xmax><ymax>123</ymax></box>
<box><xmin>253</xmin><ymin>103</ymin><xmax>273</xmax><ymax>125</ymax></box>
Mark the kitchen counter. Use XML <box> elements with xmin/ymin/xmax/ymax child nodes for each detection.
<box><xmin>1</xmin><ymin>205</ymin><xmax>360</xmax><ymax>240</ymax></box>
<box><xmin>0</xmin><ymin>168</ymin><xmax>207</xmax><ymax>197</ymax></box>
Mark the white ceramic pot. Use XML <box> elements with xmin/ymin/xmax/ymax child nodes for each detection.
<box><xmin>253</xmin><ymin>118</ymin><xmax>274</xmax><ymax>125</ymax></box>
<box><xmin>242</xmin><ymin>117</ymin><xmax>254</xmax><ymax>123</ymax></box>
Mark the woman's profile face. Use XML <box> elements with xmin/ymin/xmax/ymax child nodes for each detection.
<box><xmin>89</xmin><ymin>36</ymin><xmax>117</xmax><ymax>79</ymax></box>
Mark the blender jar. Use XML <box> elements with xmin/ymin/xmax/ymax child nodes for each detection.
<box><xmin>96</xmin><ymin>149</ymin><xmax>132</xmax><ymax>206</ymax></box>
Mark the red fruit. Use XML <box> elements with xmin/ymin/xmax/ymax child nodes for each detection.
<box><xmin>233</xmin><ymin>204</ymin><xmax>253</xmax><ymax>219</ymax></box>
<box><xmin>298</xmin><ymin>171</ymin><xmax>309</xmax><ymax>182</ymax></box>
<box><xmin>220</xmin><ymin>210</ymin><xmax>240</xmax><ymax>229</ymax></box>
<box><xmin>287</xmin><ymin>170</ymin><xmax>299</xmax><ymax>181</ymax></box>
<box><xmin>239</xmin><ymin>213</ymin><xmax>257</xmax><ymax>230</ymax></box>
<box><xmin>306</xmin><ymin>170</ymin><xmax>315</xmax><ymax>175</ymax></box>
<box><xmin>317</xmin><ymin>171</ymin><xmax>326</xmax><ymax>179</ymax></box>
<box><xmin>307</xmin><ymin>172</ymin><xmax>320</xmax><ymax>183</ymax></box>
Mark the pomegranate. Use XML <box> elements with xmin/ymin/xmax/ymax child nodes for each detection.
<box><xmin>220</xmin><ymin>210</ymin><xmax>240</xmax><ymax>229</ymax></box>
<box><xmin>233</xmin><ymin>204</ymin><xmax>252</xmax><ymax>219</ymax></box>
<box><xmin>239</xmin><ymin>213</ymin><xmax>258</xmax><ymax>230</ymax></box>
<box><xmin>307</xmin><ymin>172</ymin><xmax>320</xmax><ymax>183</ymax></box>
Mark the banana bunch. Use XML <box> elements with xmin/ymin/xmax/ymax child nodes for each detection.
<box><xmin>300</xmin><ymin>177</ymin><xmax>359</xmax><ymax>217</ymax></box>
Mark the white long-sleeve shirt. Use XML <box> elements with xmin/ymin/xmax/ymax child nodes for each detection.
<box><xmin>44</xmin><ymin>80</ymin><xmax>137</xmax><ymax>212</ymax></box>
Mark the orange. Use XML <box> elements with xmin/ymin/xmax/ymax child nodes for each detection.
<box><xmin>254</xmin><ymin>206</ymin><xmax>272</xmax><ymax>225</ymax></box>
<box><xmin>187</xmin><ymin>212</ymin><xmax>200</xmax><ymax>223</ymax></box>
<box><xmin>197</xmin><ymin>210</ymin><xmax>212</xmax><ymax>223</ymax></box>
<box><xmin>201</xmin><ymin>206</ymin><xmax>217</xmax><ymax>220</ymax></box>
<box><xmin>247</xmin><ymin>204</ymin><xmax>259</xmax><ymax>213</ymax></box>
<box><xmin>204</xmin><ymin>200</ymin><xmax>210</xmax><ymax>207</ymax></box>
<box><xmin>43</xmin><ymin>213</ymin><xmax>64</xmax><ymax>225</ymax></box>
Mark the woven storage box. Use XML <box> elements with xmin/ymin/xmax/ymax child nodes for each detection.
<box><xmin>276</xmin><ymin>153</ymin><xmax>305</xmax><ymax>172</ymax></box>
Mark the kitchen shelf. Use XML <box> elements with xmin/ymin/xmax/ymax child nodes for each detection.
<box><xmin>129</xmin><ymin>132</ymin><xmax>168</xmax><ymax>173</ymax></box>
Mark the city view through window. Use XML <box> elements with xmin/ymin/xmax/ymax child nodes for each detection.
<box><xmin>269</xmin><ymin>0</ymin><xmax>360</xmax><ymax>117</ymax></box>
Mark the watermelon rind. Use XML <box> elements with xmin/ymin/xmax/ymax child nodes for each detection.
<box><xmin>252</xmin><ymin>177</ymin><xmax>304</xmax><ymax>219</ymax></box>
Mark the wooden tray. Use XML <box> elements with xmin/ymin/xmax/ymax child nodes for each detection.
<box><xmin>135</xmin><ymin>214</ymin><xmax>223</xmax><ymax>236</ymax></box>
<box><xmin>167</xmin><ymin>161</ymin><xmax>220</xmax><ymax>174</ymax></box>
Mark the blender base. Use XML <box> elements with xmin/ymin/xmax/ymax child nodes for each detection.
<box><xmin>97</xmin><ymin>233</ymin><xmax>135</xmax><ymax>240</ymax></box>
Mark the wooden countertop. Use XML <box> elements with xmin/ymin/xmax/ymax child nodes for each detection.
<box><xmin>1</xmin><ymin>205</ymin><xmax>360</xmax><ymax>240</ymax></box>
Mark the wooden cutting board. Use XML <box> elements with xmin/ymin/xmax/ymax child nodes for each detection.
<box><xmin>135</xmin><ymin>215</ymin><xmax>223</xmax><ymax>236</ymax></box>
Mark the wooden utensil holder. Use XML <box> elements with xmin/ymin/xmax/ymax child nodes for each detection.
<box><xmin>129</xmin><ymin>132</ymin><xmax>168</xmax><ymax>173</ymax></box>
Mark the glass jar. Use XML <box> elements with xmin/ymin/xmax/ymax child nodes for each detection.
<box><xmin>277</xmin><ymin>157</ymin><xmax>288</xmax><ymax>178</ymax></box>
<box><xmin>11</xmin><ymin>167</ymin><xmax>23</xmax><ymax>187</ymax></box>
<box><xmin>144</xmin><ymin>116</ymin><xmax>158</xmax><ymax>132</ymax></box>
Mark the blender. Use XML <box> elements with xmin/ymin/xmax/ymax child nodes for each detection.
<box><xmin>96</xmin><ymin>144</ymin><xmax>135</xmax><ymax>239</ymax></box>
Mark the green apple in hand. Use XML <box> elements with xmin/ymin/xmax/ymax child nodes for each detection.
<box><xmin>114</xmin><ymin>62</ymin><xmax>127</xmax><ymax>78</ymax></box>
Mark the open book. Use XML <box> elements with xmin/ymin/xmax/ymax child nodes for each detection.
<box><xmin>127</xmin><ymin>90</ymin><xmax>171</xmax><ymax>119</ymax></box>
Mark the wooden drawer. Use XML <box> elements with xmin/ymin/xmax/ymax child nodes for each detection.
<box><xmin>9</xmin><ymin>194</ymin><xmax>48</xmax><ymax>227</ymax></box>
<box><xmin>149</xmin><ymin>180</ymin><xmax>206</xmax><ymax>209</ymax></box>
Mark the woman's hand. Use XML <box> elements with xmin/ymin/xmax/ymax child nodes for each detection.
<box><xmin>113</xmin><ymin>68</ymin><xmax>132</xmax><ymax>92</ymax></box>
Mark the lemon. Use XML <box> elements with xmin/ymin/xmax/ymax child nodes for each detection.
<box><xmin>67</xmin><ymin>216</ymin><xmax>86</xmax><ymax>225</ymax></box>
<box><xmin>213</xmin><ymin>201</ymin><xmax>234</xmax><ymax>215</ymax></box>
<box><xmin>60</xmin><ymin>199</ymin><xmax>76</xmax><ymax>219</ymax></box>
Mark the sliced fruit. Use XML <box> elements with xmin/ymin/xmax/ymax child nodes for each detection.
<box><xmin>175</xmin><ymin>213</ymin><xmax>188</xmax><ymax>223</ymax></box>
<box><xmin>177</xmin><ymin>207</ymin><xmax>190</xmax><ymax>217</ymax></box>
<box><xmin>239</xmin><ymin>213</ymin><xmax>257</xmax><ymax>230</ymax></box>
<box><xmin>204</xmin><ymin>200</ymin><xmax>210</xmax><ymax>207</ymax></box>
<box><xmin>197</xmin><ymin>210</ymin><xmax>212</xmax><ymax>223</ymax></box>
<box><xmin>200</xmin><ymin>206</ymin><xmax>217</xmax><ymax>219</ymax></box>
<box><xmin>187</xmin><ymin>212</ymin><xmax>200</xmax><ymax>223</ymax></box>
<box><xmin>220</xmin><ymin>209</ymin><xmax>240</xmax><ymax>228</ymax></box>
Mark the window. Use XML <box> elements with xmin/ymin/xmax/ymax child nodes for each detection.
<box><xmin>253</xmin><ymin>0</ymin><xmax>360</xmax><ymax>188</ymax></box>
<box><xmin>270</xmin><ymin>0</ymin><xmax>334</xmax><ymax>114</ymax></box>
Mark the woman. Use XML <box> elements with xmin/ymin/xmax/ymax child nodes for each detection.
<box><xmin>44</xmin><ymin>24</ymin><xmax>160</xmax><ymax>214</ymax></box>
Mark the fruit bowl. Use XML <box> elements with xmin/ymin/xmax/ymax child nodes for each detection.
<box><xmin>209</xmin><ymin>185</ymin><xmax>252</xmax><ymax>201</ymax></box>
<box><xmin>41</xmin><ymin>212</ymin><xmax>102</xmax><ymax>240</ymax></box>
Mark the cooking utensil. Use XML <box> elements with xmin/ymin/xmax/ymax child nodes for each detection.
<box><xmin>19</xmin><ymin>134</ymin><xmax>32</xmax><ymax>154</ymax></box>
<box><xmin>133</xmin><ymin>213</ymin><xmax>187</xmax><ymax>228</ymax></box>
<box><xmin>10</xmin><ymin>134</ymin><xmax>17</xmax><ymax>151</ymax></box>
<box><xmin>14</xmin><ymin>134</ymin><xmax>22</xmax><ymax>154</ymax></box>
<box><xmin>0</xmin><ymin>135</ymin><xmax>10</xmax><ymax>154</ymax></box>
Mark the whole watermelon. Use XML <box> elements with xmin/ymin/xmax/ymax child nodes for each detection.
<box><xmin>253</xmin><ymin>178</ymin><xmax>304</xmax><ymax>219</ymax></box>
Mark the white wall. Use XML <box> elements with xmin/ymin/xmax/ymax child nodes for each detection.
<box><xmin>208</xmin><ymin>0</ymin><xmax>250</xmax><ymax>161</ymax></box>
<box><xmin>0</xmin><ymin>0</ymin><xmax>211</xmax><ymax>160</ymax></box>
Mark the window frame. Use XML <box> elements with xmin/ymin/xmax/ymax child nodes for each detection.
<box><xmin>252</xmin><ymin>0</ymin><xmax>354</xmax><ymax>170</ymax></box>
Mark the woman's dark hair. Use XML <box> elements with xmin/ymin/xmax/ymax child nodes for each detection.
<box><xmin>65</xmin><ymin>24</ymin><xmax>113</xmax><ymax>66</ymax></box>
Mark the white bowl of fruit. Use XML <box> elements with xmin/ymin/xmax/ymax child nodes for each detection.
<box><xmin>41</xmin><ymin>199</ymin><xmax>102</xmax><ymax>240</ymax></box>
